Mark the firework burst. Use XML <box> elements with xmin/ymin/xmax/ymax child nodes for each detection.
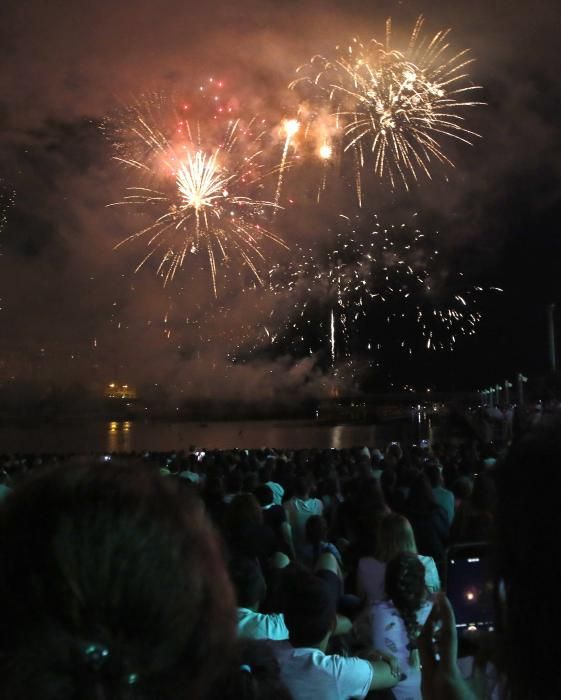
<box><xmin>251</xmin><ymin>213</ymin><xmax>500</xmax><ymax>363</ymax></box>
<box><xmin>291</xmin><ymin>16</ymin><xmax>484</xmax><ymax>194</ymax></box>
<box><xmin>105</xmin><ymin>87</ymin><xmax>287</xmax><ymax>296</ymax></box>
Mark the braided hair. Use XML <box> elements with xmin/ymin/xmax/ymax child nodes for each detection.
<box><xmin>384</xmin><ymin>552</ymin><xmax>427</xmax><ymax>666</ymax></box>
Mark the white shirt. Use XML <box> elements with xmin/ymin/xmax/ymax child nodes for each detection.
<box><xmin>371</xmin><ymin>599</ymin><xmax>433</xmax><ymax>700</ymax></box>
<box><xmin>284</xmin><ymin>497</ymin><xmax>323</xmax><ymax>558</ymax></box>
<box><xmin>237</xmin><ymin>608</ymin><xmax>289</xmax><ymax>641</ymax></box>
<box><xmin>357</xmin><ymin>555</ymin><xmax>440</xmax><ymax>604</ymax></box>
<box><xmin>266</xmin><ymin>481</ymin><xmax>285</xmax><ymax>506</ymax></box>
<box><xmin>270</xmin><ymin>641</ymin><xmax>373</xmax><ymax>700</ymax></box>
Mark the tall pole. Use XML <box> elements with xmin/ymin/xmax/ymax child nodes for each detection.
<box><xmin>505</xmin><ymin>380</ymin><xmax>512</xmax><ymax>405</ymax></box>
<box><xmin>547</xmin><ymin>303</ymin><xmax>557</xmax><ymax>372</ymax></box>
<box><xmin>517</xmin><ymin>373</ymin><xmax>528</xmax><ymax>407</ymax></box>
<box><xmin>495</xmin><ymin>384</ymin><xmax>502</xmax><ymax>406</ymax></box>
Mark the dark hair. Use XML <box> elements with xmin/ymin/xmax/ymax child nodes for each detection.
<box><xmin>425</xmin><ymin>463</ymin><xmax>442</xmax><ymax>488</ymax></box>
<box><xmin>229</xmin><ymin>558</ymin><xmax>266</xmax><ymax>609</ymax></box>
<box><xmin>471</xmin><ymin>473</ymin><xmax>496</xmax><ymax>513</ymax></box>
<box><xmin>226</xmin><ymin>470</ymin><xmax>243</xmax><ymax>495</ymax></box>
<box><xmin>260</xmin><ymin>463</ymin><xmax>274</xmax><ymax>484</ymax></box>
<box><xmin>218</xmin><ymin>640</ymin><xmax>292</xmax><ymax>700</ymax></box>
<box><xmin>242</xmin><ymin>473</ymin><xmax>260</xmax><ymax>493</ymax></box>
<box><xmin>226</xmin><ymin>494</ymin><xmax>264</xmax><ymax>532</ymax></box>
<box><xmin>280</xmin><ymin>569</ymin><xmax>335</xmax><ymax>647</ymax></box>
<box><xmin>204</xmin><ymin>473</ymin><xmax>225</xmax><ymax>501</ymax></box>
<box><xmin>294</xmin><ymin>474</ymin><xmax>312</xmax><ymax>499</ymax></box>
<box><xmin>357</xmin><ymin>478</ymin><xmax>387</xmax><ymax>514</ymax></box>
<box><xmin>385</xmin><ymin>552</ymin><xmax>427</xmax><ymax>665</ymax></box>
<box><xmin>0</xmin><ymin>462</ymin><xmax>236</xmax><ymax>700</ymax></box>
<box><xmin>381</xmin><ymin>466</ymin><xmax>397</xmax><ymax>492</ymax></box>
<box><xmin>453</xmin><ymin>476</ymin><xmax>473</xmax><ymax>501</ymax></box>
<box><xmin>407</xmin><ymin>472</ymin><xmax>436</xmax><ymax>513</ymax></box>
<box><xmin>254</xmin><ymin>485</ymin><xmax>274</xmax><ymax>508</ymax></box>
<box><xmin>305</xmin><ymin>515</ymin><xmax>328</xmax><ymax>562</ymax></box>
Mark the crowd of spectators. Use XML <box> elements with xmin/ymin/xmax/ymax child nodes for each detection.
<box><xmin>0</xmin><ymin>425</ymin><xmax>557</xmax><ymax>699</ymax></box>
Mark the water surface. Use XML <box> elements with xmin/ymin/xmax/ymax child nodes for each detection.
<box><xmin>0</xmin><ymin>417</ymin><xmax>432</xmax><ymax>453</ymax></box>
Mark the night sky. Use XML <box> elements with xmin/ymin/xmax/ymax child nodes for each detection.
<box><xmin>1</xmin><ymin>0</ymin><xmax>560</xmax><ymax>404</ymax></box>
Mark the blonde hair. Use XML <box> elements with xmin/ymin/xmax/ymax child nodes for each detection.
<box><xmin>376</xmin><ymin>513</ymin><xmax>418</xmax><ymax>562</ymax></box>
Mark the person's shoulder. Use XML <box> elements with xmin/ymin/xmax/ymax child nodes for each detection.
<box><xmin>372</xmin><ymin>598</ymin><xmax>394</xmax><ymax>613</ymax></box>
<box><xmin>237</xmin><ymin>607</ymin><xmax>260</xmax><ymax>624</ymax></box>
<box><xmin>320</xmin><ymin>653</ymin><xmax>374</xmax><ymax>695</ymax></box>
<box><xmin>324</xmin><ymin>542</ymin><xmax>340</xmax><ymax>557</ymax></box>
<box><xmin>359</xmin><ymin>556</ymin><xmax>384</xmax><ymax>570</ymax></box>
<box><xmin>418</xmin><ymin>554</ymin><xmax>437</xmax><ymax>566</ymax></box>
<box><xmin>256</xmin><ymin>613</ymin><xmax>289</xmax><ymax>641</ymax></box>
<box><xmin>417</xmin><ymin>598</ymin><xmax>434</xmax><ymax>625</ymax></box>
<box><xmin>314</xmin><ymin>650</ymin><xmax>370</xmax><ymax>673</ymax></box>
<box><xmin>267</xmin><ymin>639</ymin><xmax>293</xmax><ymax>659</ymax></box>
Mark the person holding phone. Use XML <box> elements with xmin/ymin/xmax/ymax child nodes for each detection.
<box><xmin>418</xmin><ymin>594</ymin><xmax>477</xmax><ymax>700</ymax></box>
<box><xmin>419</xmin><ymin>423</ymin><xmax>561</xmax><ymax>700</ymax></box>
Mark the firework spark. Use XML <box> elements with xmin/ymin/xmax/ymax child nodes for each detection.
<box><xmin>291</xmin><ymin>15</ymin><xmax>484</xmax><ymax>193</ymax></box>
<box><xmin>106</xmin><ymin>89</ymin><xmax>287</xmax><ymax>295</ymax></box>
<box><xmin>0</xmin><ymin>183</ymin><xmax>15</xmax><ymax>235</ymax></box>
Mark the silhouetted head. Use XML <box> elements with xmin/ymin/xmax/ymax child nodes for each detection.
<box><xmin>0</xmin><ymin>461</ymin><xmax>236</xmax><ymax>700</ymax></box>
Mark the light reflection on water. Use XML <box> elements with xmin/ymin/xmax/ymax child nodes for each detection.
<box><xmin>107</xmin><ymin>421</ymin><xmax>133</xmax><ymax>453</ymax></box>
<box><xmin>102</xmin><ymin>418</ymin><xmax>428</xmax><ymax>453</ymax></box>
<box><xmin>0</xmin><ymin>418</ymin><xmax>432</xmax><ymax>453</ymax></box>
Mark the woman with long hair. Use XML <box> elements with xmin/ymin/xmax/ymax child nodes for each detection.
<box><xmin>224</xmin><ymin>493</ymin><xmax>276</xmax><ymax>565</ymax></box>
<box><xmin>357</xmin><ymin>513</ymin><xmax>440</xmax><ymax>604</ymax></box>
<box><xmin>304</xmin><ymin>514</ymin><xmax>343</xmax><ymax>570</ymax></box>
<box><xmin>371</xmin><ymin>552</ymin><xmax>433</xmax><ymax>700</ymax></box>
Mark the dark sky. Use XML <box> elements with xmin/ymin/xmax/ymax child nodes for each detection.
<box><xmin>1</xmin><ymin>0</ymin><xmax>560</xmax><ymax>401</ymax></box>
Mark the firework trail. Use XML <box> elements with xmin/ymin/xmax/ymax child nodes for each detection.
<box><xmin>291</xmin><ymin>16</ymin><xmax>484</xmax><ymax>195</ymax></box>
<box><xmin>330</xmin><ymin>307</ymin><xmax>336</xmax><ymax>366</ymax></box>
<box><xmin>105</xmin><ymin>85</ymin><xmax>287</xmax><ymax>296</ymax></box>
<box><xmin>274</xmin><ymin>118</ymin><xmax>300</xmax><ymax>207</ymax></box>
